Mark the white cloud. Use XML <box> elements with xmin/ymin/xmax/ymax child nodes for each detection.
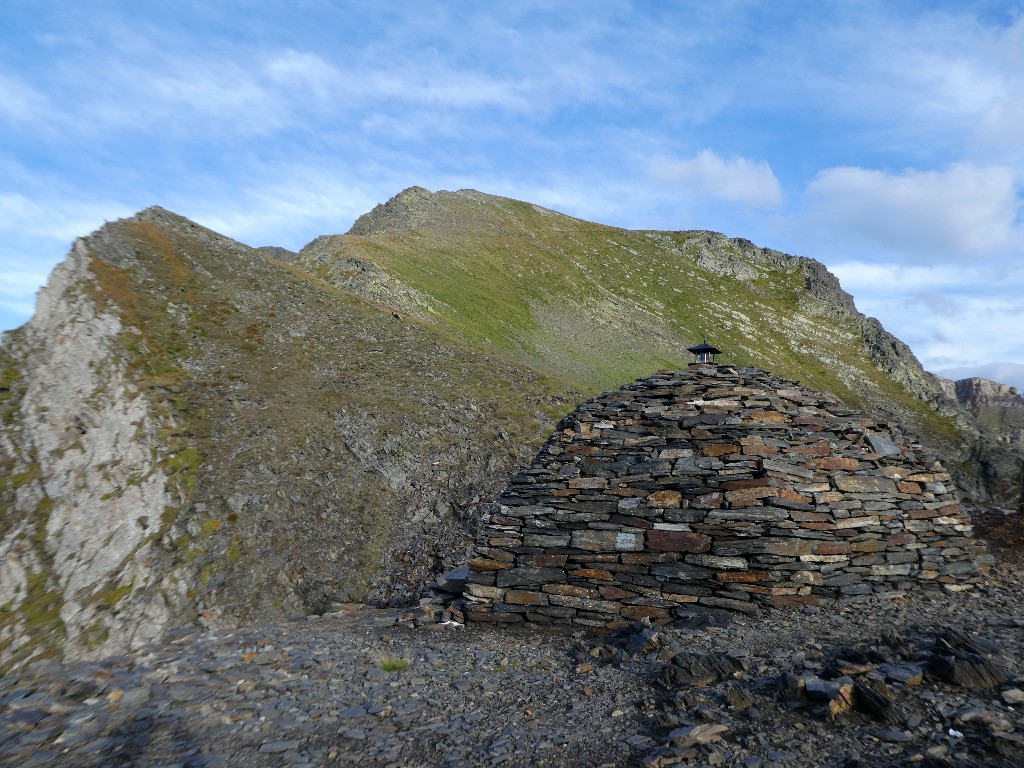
<box><xmin>804</xmin><ymin>163</ymin><xmax>1021</xmax><ymax>259</ymax></box>
<box><xmin>649</xmin><ymin>150</ymin><xmax>783</xmax><ymax>208</ymax></box>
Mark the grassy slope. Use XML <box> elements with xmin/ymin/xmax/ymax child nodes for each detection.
<box><xmin>299</xmin><ymin>191</ymin><xmax>959</xmax><ymax>450</ymax></box>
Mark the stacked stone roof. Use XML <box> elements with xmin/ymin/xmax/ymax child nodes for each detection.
<box><xmin>464</xmin><ymin>364</ymin><xmax>991</xmax><ymax>627</ymax></box>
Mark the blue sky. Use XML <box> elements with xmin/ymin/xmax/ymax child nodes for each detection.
<box><xmin>2</xmin><ymin>1</ymin><xmax>1023</xmax><ymax>388</ymax></box>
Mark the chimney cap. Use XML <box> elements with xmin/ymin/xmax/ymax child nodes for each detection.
<box><xmin>687</xmin><ymin>338</ymin><xmax>722</xmax><ymax>364</ymax></box>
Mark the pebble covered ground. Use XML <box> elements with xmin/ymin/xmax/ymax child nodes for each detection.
<box><xmin>2</xmin><ymin>530</ymin><xmax>1024</xmax><ymax>767</ymax></box>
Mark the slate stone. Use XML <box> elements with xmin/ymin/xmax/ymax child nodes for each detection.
<box><xmin>866</xmin><ymin>434</ymin><xmax>902</xmax><ymax>457</ymax></box>
<box><xmin>436</xmin><ymin>566</ymin><xmax>470</xmax><ymax>594</ymax></box>
<box><xmin>660</xmin><ymin>653</ymin><xmax>744</xmax><ymax>688</ymax></box>
<box><xmin>926</xmin><ymin>652</ymin><xmax>1009</xmax><ymax>690</ymax></box>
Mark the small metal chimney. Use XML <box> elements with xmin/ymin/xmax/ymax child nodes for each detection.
<box><xmin>687</xmin><ymin>338</ymin><xmax>721</xmax><ymax>365</ymax></box>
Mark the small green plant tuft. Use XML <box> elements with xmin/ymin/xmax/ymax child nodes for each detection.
<box><xmin>378</xmin><ymin>657</ymin><xmax>411</xmax><ymax>673</ymax></box>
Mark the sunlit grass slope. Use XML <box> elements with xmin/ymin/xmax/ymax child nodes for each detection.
<box><xmin>298</xmin><ymin>188</ymin><xmax>958</xmax><ymax>447</ymax></box>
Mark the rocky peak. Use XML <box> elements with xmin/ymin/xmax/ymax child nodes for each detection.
<box><xmin>346</xmin><ymin>186</ymin><xmax>576</xmax><ymax>237</ymax></box>
<box><xmin>347</xmin><ymin>186</ymin><xmax>472</xmax><ymax>235</ymax></box>
<box><xmin>942</xmin><ymin>376</ymin><xmax>1024</xmax><ymax>450</ymax></box>
<box><xmin>952</xmin><ymin>377</ymin><xmax>1024</xmax><ymax>410</ymax></box>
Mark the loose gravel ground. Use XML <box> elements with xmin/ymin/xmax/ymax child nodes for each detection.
<box><xmin>2</xmin><ymin>560</ymin><xmax>1024</xmax><ymax>767</ymax></box>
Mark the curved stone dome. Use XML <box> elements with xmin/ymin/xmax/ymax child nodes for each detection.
<box><xmin>465</xmin><ymin>364</ymin><xmax>990</xmax><ymax>626</ymax></box>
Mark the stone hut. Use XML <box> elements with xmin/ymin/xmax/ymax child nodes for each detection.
<box><xmin>464</xmin><ymin>364</ymin><xmax>990</xmax><ymax>627</ymax></box>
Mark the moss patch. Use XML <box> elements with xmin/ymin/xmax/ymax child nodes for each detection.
<box><xmin>0</xmin><ymin>570</ymin><xmax>65</xmax><ymax>675</ymax></box>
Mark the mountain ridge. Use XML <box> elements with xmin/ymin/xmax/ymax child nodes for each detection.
<box><xmin>1</xmin><ymin>187</ymin><xmax>1021</xmax><ymax>672</ymax></box>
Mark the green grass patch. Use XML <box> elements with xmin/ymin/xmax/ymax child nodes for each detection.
<box><xmin>378</xmin><ymin>657</ymin><xmax>411</xmax><ymax>673</ymax></box>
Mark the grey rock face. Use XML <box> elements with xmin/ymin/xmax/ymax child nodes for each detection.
<box><xmin>0</xmin><ymin>241</ymin><xmax>185</xmax><ymax>671</ymax></box>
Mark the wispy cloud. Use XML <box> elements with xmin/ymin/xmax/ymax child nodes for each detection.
<box><xmin>0</xmin><ymin>72</ymin><xmax>48</xmax><ymax>123</ymax></box>
<box><xmin>0</xmin><ymin>192</ymin><xmax>130</xmax><ymax>243</ymax></box>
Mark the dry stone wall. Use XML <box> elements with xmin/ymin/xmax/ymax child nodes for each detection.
<box><xmin>465</xmin><ymin>365</ymin><xmax>991</xmax><ymax>627</ymax></box>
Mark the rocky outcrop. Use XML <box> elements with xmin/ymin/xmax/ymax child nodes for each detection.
<box><xmin>465</xmin><ymin>365</ymin><xmax>990</xmax><ymax>627</ymax></box>
<box><xmin>946</xmin><ymin>377</ymin><xmax>1024</xmax><ymax>446</ymax></box>
<box><xmin>0</xmin><ymin>241</ymin><xmax>188</xmax><ymax>671</ymax></box>
<box><xmin>936</xmin><ymin>377</ymin><xmax>1024</xmax><ymax>505</ymax></box>
<box><xmin>256</xmin><ymin>246</ymin><xmax>297</xmax><ymax>263</ymax></box>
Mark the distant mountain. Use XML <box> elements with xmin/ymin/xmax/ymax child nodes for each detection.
<box><xmin>1</xmin><ymin>187</ymin><xmax>1021</xmax><ymax>671</ymax></box>
<box><xmin>942</xmin><ymin>376</ymin><xmax>1024</xmax><ymax>447</ymax></box>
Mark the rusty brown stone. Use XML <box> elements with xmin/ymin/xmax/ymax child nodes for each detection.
<box><xmin>648</xmin><ymin>490</ymin><xmax>682</xmax><ymax>508</ymax></box>
<box><xmin>715</xmin><ymin>570</ymin><xmax>772</xmax><ymax>582</ymax></box>
<box><xmin>570</xmin><ymin>568</ymin><xmax>614</xmax><ymax>580</ymax></box>
<box><xmin>519</xmin><ymin>553</ymin><xmax>568</xmax><ymax>566</ymax></box>
<box><xmin>778</xmin><ymin>488</ymin><xmax>813</xmax><ymax>504</ymax></box>
<box><xmin>464</xmin><ymin>611</ymin><xmax>523</xmax><ymax>623</ymax></box>
<box><xmin>703</xmin><ymin>442</ymin><xmax>739</xmax><ymax>456</ymax></box>
<box><xmin>762</xmin><ymin>539</ymin><xmax>817</xmax><ymax>556</ymax></box>
<box><xmin>770</xmin><ymin>594</ymin><xmax>821</xmax><ymax>608</ymax></box>
<box><xmin>851</xmin><ymin>539</ymin><xmax>886</xmax><ymax>552</ymax></box>
<box><xmin>619</xmin><ymin>552</ymin><xmax>654</xmax><ymax>564</ymax></box>
<box><xmin>814</xmin><ymin>541</ymin><xmax>851</xmax><ymax>555</ymax></box>
<box><xmin>789</xmin><ymin>442</ymin><xmax>834</xmax><ymax>456</ymax></box>
<box><xmin>543</xmin><ymin>584</ymin><xmax>599</xmax><ymax>598</ymax></box>
<box><xmin>477</xmin><ymin>547</ymin><xmax>516</xmax><ymax>562</ymax></box>
<box><xmin>565</xmin><ymin>444</ymin><xmax>601</xmax><ymax>455</ymax></box>
<box><xmin>647</xmin><ymin>530</ymin><xmax>712</xmax><ymax>553</ymax></box>
<box><xmin>725</xmin><ymin>486</ymin><xmax>778</xmax><ymax>502</ymax></box>
<box><xmin>620</xmin><ymin>605</ymin><xmax>671</xmax><ymax>621</ymax></box>
<box><xmin>504</xmin><ymin>590</ymin><xmax>549</xmax><ymax>606</ymax></box>
<box><xmin>740</xmin><ymin>437</ymin><xmax>781</xmax><ymax>456</ymax></box>
<box><xmin>813</xmin><ymin>457</ymin><xmax>861</xmax><ymax>471</ymax></box>
<box><xmin>469</xmin><ymin>557</ymin><xmax>511</xmax><ymax>571</ymax></box>
<box><xmin>814</xmin><ymin>491</ymin><xmax>844</xmax><ymax>503</ymax></box>
<box><xmin>747</xmin><ymin>410</ymin><xmax>790</xmax><ymax>423</ymax></box>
